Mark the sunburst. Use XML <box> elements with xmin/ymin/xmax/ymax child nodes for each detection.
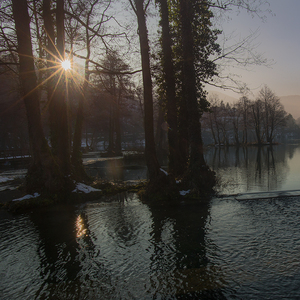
<box><xmin>61</xmin><ymin>59</ymin><xmax>71</xmax><ymax>71</ymax></box>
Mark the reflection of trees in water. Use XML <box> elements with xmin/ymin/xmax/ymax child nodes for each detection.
<box><xmin>84</xmin><ymin>193</ymin><xmax>157</xmax><ymax>298</ymax></box>
<box><xmin>148</xmin><ymin>201</ymin><xmax>228</xmax><ymax>299</ymax></box>
<box><xmin>91</xmin><ymin>193</ymin><xmax>143</xmax><ymax>246</ymax></box>
<box><xmin>26</xmin><ymin>193</ymin><xmax>243</xmax><ymax>298</ymax></box>
<box><xmin>206</xmin><ymin>145</ymin><xmax>298</xmax><ymax>193</ymax></box>
<box><xmin>85</xmin><ymin>157</ymin><xmax>148</xmax><ymax>181</ymax></box>
<box><xmin>30</xmin><ymin>205</ymin><xmax>114</xmax><ymax>299</ymax></box>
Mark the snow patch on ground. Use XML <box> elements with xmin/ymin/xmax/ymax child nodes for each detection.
<box><xmin>13</xmin><ymin>193</ymin><xmax>40</xmax><ymax>202</ymax></box>
<box><xmin>72</xmin><ymin>182</ymin><xmax>102</xmax><ymax>194</ymax></box>
<box><xmin>160</xmin><ymin>168</ymin><xmax>168</xmax><ymax>176</ymax></box>
<box><xmin>0</xmin><ymin>155</ymin><xmax>30</xmax><ymax>160</ymax></box>
<box><xmin>179</xmin><ymin>190</ymin><xmax>190</xmax><ymax>196</ymax></box>
<box><xmin>0</xmin><ymin>177</ymin><xmax>12</xmax><ymax>183</ymax></box>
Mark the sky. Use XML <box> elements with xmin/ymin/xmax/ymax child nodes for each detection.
<box><xmin>207</xmin><ymin>0</ymin><xmax>300</xmax><ymax>98</ymax></box>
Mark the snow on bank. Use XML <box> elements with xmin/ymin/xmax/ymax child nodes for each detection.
<box><xmin>179</xmin><ymin>190</ymin><xmax>190</xmax><ymax>196</ymax></box>
<box><xmin>10</xmin><ymin>183</ymin><xmax>101</xmax><ymax>201</ymax></box>
<box><xmin>72</xmin><ymin>182</ymin><xmax>101</xmax><ymax>194</ymax></box>
<box><xmin>13</xmin><ymin>193</ymin><xmax>40</xmax><ymax>202</ymax></box>
<box><xmin>0</xmin><ymin>176</ymin><xmax>12</xmax><ymax>183</ymax></box>
<box><xmin>160</xmin><ymin>168</ymin><xmax>168</xmax><ymax>176</ymax></box>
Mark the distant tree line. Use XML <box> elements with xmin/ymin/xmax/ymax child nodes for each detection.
<box><xmin>202</xmin><ymin>86</ymin><xmax>299</xmax><ymax>146</ymax></box>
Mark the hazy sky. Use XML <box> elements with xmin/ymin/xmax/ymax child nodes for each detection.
<box><xmin>207</xmin><ymin>0</ymin><xmax>300</xmax><ymax>98</ymax></box>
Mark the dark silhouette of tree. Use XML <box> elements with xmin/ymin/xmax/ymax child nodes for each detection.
<box><xmin>0</xmin><ymin>62</ymin><xmax>28</xmax><ymax>155</ymax></box>
<box><xmin>52</xmin><ymin>0</ymin><xmax>71</xmax><ymax>176</ymax></box>
<box><xmin>257</xmin><ymin>85</ymin><xmax>287</xmax><ymax>144</ymax></box>
<box><xmin>229</xmin><ymin>103</ymin><xmax>241</xmax><ymax>146</ymax></box>
<box><xmin>42</xmin><ymin>0</ymin><xmax>72</xmax><ymax>178</ymax></box>
<box><xmin>238</xmin><ymin>96</ymin><xmax>251</xmax><ymax>145</ymax></box>
<box><xmin>153</xmin><ymin>0</ymin><xmax>220</xmax><ymax>192</ymax></box>
<box><xmin>156</xmin><ymin>0</ymin><xmax>181</xmax><ymax>176</ymax></box>
<box><xmin>69</xmin><ymin>0</ymin><xmax>112</xmax><ymax>178</ymax></box>
<box><xmin>129</xmin><ymin>0</ymin><xmax>162</xmax><ymax>182</ymax></box>
<box><xmin>178</xmin><ymin>0</ymin><xmax>216</xmax><ymax>192</ymax></box>
<box><xmin>43</xmin><ymin>0</ymin><xmax>57</xmax><ymax>150</ymax></box>
<box><xmin>203</xmin><ymin>86</ymin><xmax>288</xmax><ymax>146</ymax></box>
<box><xmin>97</xmin><ymin>50</ymin><xmax>131</xmax><ymax>156</ymax></box>
<box><xmin>12</xmin><ymin>0</ymin><xmax>63</xmax><ymax>194</ymax></box>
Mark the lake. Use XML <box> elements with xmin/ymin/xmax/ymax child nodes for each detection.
<box><xmin>83</xmin><ymin>143</ymin><xmax>300</xmax><ymax>195</ymax></box>
<box><xmin>1</xmin><ymin>143</ymin><xmax>300</xmax><ymax>299</ymax></box>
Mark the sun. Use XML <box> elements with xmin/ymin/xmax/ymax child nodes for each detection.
<box><xmin>61</xmin><ymin>59</ymin><xmax>71</xmax><ymax>71</ymax></box>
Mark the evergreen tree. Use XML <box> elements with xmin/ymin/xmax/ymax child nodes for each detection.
<box><xmin>156</xmin><ymin>0</ymin><xmax>219</xmax><ymax>192</ymax></box>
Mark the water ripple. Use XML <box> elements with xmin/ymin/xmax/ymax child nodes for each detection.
<box><xmin>1</xmin><ymin>194</ymin><xmax>300</xmax><ymax>299</ymax></box>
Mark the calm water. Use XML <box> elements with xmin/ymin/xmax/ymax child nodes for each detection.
<box><xmin>82</xmin><ymin>144</ymin><xmax>300</xmax><ymax>195</ymax></box>
<box><xmin>1</xmin><ymin>144</ymin><xmax>300</xmax><ymax>299</ymax></box>
<box><xmin>206</xmin><ymin>143</ymin><xmax>300</xmax><ymax>195</ymax></box>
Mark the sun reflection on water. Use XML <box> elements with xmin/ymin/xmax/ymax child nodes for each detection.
<box><xmin>76</xmin><ymin>215</ymin><xmax>87</xmax><ymax>238</ymax></box>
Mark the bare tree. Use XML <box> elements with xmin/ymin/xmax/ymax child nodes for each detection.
<box><xmin>207</xmin><ymin>95</ymin><xmax>222</xmax><ymax>145</ymax></box>
<box><xmin>229</xmin><ymin>102</ymin><xmax>242</xmax><ymax>146</ymax></box>
<box><xmin>96</xmin><ymin>50</ymin><xmax>131</xmax><ymax>156</ymax></box>
<box><xmin>207</xmin><ymin>0</ymin><xmax>272</xmax><ymax>93</ymax></box>
<box><xmin>237</xmin><ymin>96</ymin><xmax>251</xmax><ymax>144</ymax></box>
<box><xmin>257</xmin><ymin>85</ymin><xmax>287</xmax><ymax>144</ymax></box>
<box><xmin>69</xmin><ymin>0</ymin><xmax>110</xmax><ymax>177</ymax></box>
<box><xmin>250</xmin><ymin>99</ymin><xmax>264</xmax><ymax>145</ymax></box>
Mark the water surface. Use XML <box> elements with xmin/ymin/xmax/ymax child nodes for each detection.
<box><xmin>1</xmin><ymin>194</ymin><xmax>300</xmax><ymax>299</ymax></box>
<box><xmin>1</xmin><ymin>144</ymin><xmax>300</xmax><ymax>299</ymax></box>
<box><xmin>206</xmin><ymin>143</ymin><xmax>300</xmax><ymax>194</ymax></box>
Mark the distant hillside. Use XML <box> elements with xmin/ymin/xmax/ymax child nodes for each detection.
<box><xmin>279</xmin><ymin>95</ymin><xmax>300</xmax><ymax>120</ymax></box>
<box><xmin>207</xmin><ymin>91</ymin><xmax>300</xmax><ymax>120</ymax></box>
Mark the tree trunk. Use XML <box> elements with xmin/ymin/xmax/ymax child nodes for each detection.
<box><xmin>115</xmin><ymin>87</ymin><xmax>122</xmax><ymax>155</ymax></box>
<box><xmin>243</xmin><ymin>115</ymin><xmax>248</xmax><ymax>144</ymax></box>
<box><xmin>179</xmin><ymin>0</ymin><xmax>215</xmax><ymax>191</ymax></box>
<box><xmin>179</xmin><ymin>0</ymin><xmax>204</xmax><ymax>162</ymax></box>
<box><xmin>233</xmin><ymin>122</ymin><xmax>240</xmax><ymax>146</ymax></box>
<box><xmin>12</xmin><ymin>0</ymin><xmax>63</xmax><ymax>194</ymax></box>
<box><xmin>43</xmin><ymin>0</ymin><xmax>57</xmax><ymax>150</ymax></box>
<box><xmin>252</xmin><ymin>103</ymin><xmax>262</xmax><ymax>145</ymax></box>
<box><xmin>54</xmin><ymin>0</ymin><xmax>71</xmax><ymax>176</ymax></box>
<box><xmin>157</xmin><ymin>0</ymin><xmax>181</xmax><ymax>176</ymax></box>
<box><xmin>155</xmin><ymin>98</ymin><xmax>168</xmax><ymax>162</ymax></box>
<box><xmin>178</xmin><ymin>89</ymin><xmax>189</xmax><ymax>167</ymax></box>
<box><xmin>71</xmin><ymin>3</ymin><xmax>91</xmax><ymax>179</ymax></box>
<box><xmin>71</xmin><ymin>82</ymin><xmax>86</xmax><ymax>177</ymax></box>
<box><xmin>71</xmin><ymin>40</ymin><xmax>90</xmax><ymax>179</ymax></box>
<box><xmin>209</xmin><ymin>114</ymin><xmax>217</xmax><ymax>145</ymax></box>
<box><xmin>107</xmin><ymin>75</ymin><xmax>116</xmax><ymax>155</ymax></box>
<box><xmin>134</xmin><ymin>0</ymin><xmax>161</xmax><ymax>181</ymax></box>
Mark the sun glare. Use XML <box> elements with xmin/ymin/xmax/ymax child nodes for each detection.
<box><xmin>61</xmin><ymin>59</ymin><xmax>71</xmax><ymax>71</ymax></box>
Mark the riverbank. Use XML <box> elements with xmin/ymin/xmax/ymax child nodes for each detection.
<box><xmin>0</xmin><ymin>178</ymin><xmax>147</xmax><ymax>212</ymax></box>
<box><xmin>0</xmin><ymin>189</ymin><xmax>24</xmax><ymax>204</ymax></box>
